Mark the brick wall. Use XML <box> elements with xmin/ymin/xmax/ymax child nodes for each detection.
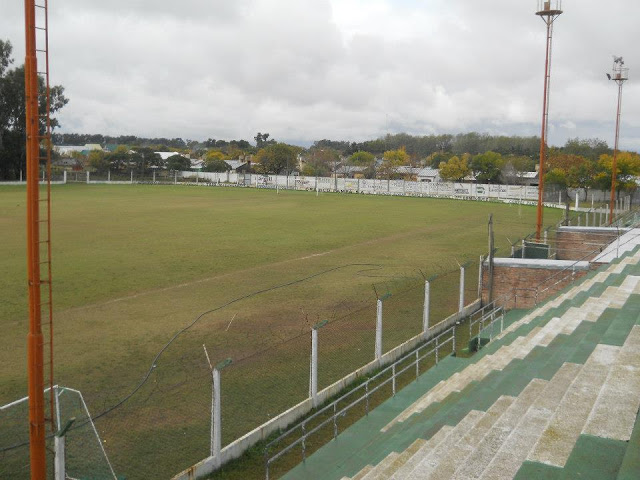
<box><xmin>555</xmin><ymin>227</ymin><xmax>619</xmax><ymax>261</ymax></box>
<box><xmin>482</xmin><ymin>258</ymin><xmax>595</xmax><ymax>309</ymax></box>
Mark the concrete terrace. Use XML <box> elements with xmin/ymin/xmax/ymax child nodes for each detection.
<box><xmin>283</xmin><ymin>244</ymin><xmax>640</xmax><ymax>480</ymax></box>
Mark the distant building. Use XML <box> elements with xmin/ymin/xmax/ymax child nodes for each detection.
<box><xmin>155</xmin><ymin>152</ymin><xmax>190</xmax><ymax>161</ymax></box>
<box><xmin>416</xmin><ymin>167</ymin><xmax>441</xmax><ymax>183</ymax></box>
<box><xmin>224</xmin><ymin>160</ymin><xmax>251</xmax><ymax>172</ymax></box>
<box><xmin>54</xmin><ymin>144</ymin><xmax>103</xmax><ymax>157</ymax></box>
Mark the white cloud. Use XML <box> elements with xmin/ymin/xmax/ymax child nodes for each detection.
<box><xmin>2</xmin><ymin>0</ymin><xmax>638</xmax><ymax>150</ymax></box>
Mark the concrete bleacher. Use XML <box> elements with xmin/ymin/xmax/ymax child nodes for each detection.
<box><xmin>283</xmin><ymin>245</ymin><xmax>640</xmax><ymax>480</ymax></box>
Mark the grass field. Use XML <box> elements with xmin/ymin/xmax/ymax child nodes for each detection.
<box><xmin>0</xmin><ymin>184</ymin><xmax>563</xmax><ymax>478</ymax></box>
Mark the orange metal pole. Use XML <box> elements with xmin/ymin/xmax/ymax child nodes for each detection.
<box><xmin>536</xmin><ymin>19</ymin><xmax>552</xmax><ymax>241</ymax></box>
<box><xmin>24</xmin><ymin>0</ymin><xmax>47</xmax><ymax>477</ymax></box>
<box><xmin>609</xmin><ymin>81</ymin><xmax>623</xmax><ymax>224</ymax></box>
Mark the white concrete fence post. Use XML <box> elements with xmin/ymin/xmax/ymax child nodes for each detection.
<box><xmin>478</xmin><ymin>256</ymin><xmax>483</xmax><ymax>299</ymax></box>
<box><xmin>63</xmin><ymin>170</ymin><xmax>67</xmax><ymax>183</ymax></box>
<box><xmin>375</xmin><ymin>299</ymin><xmax>383</xmax><ymax>360</ymax></box>
<box><xmin>212</xmin><ymin>368</ymin><xmax>221</xmax><ymax>459</ymax></box>
<box><xmin>423</xmin><ymin>280</ymin><xmax>430</xmax><ymax>333</ymax></box>
<box><xmin>130</xmin><ymin>170</ymin><xmax>133</xmax><ymax>184</ymax></box>
<box><xmin>107</xmin><ymin>169</ymin><xmax>111</xmax><ymax>182</ymax></box>
<box><xmin>606</xmin><ymin>205</ymin><xmax>610</xmax><ymax>225</ymax></box>
<box><xmin>54</xmin><ymin>386</ymin><xmax>64</xmax><ymax>480</ymax></box>
<box><xmin>86</xmin><ymin>171</ymin><xmax>90</xmax><ymax>183</ymax></box>
<box><xmin>54</xmin><ymin>436</ymin><xmax>65</xmax><ymax>480</ymax></box>
<box><xmin>310</xmin><ymin>328</ymin><xmax>318</xmax><ymax>407</ymax></box>
<box><xmin>459</xmin><ymin>265</ymin><xmax>465</xmax><ymax>312</ymax></box>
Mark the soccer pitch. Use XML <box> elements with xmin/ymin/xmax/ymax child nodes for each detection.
<box><xmin>0</xmin><ymin>184</ymin><xmax>562</xmax><ymax>477</ymax></box>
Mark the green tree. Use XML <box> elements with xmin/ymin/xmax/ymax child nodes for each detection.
<box><xmin>0</xmin><ymin>39</ymin><xmax>68</xmax><ymax>179</ymax></box>
<box><xmin>544</xmin><ymin>168</ymin><xmax>569</xmax><ymax>198</ymax></box>
<box><xmin>87</xmin><ymin>150</ymin><xmax>109</xmax><ymax>173</ymax></box>
<box><xmin>470</xmin><ymin>151</ymin><xmax>503</xmax><ymax>184</ymax></box>
<box><xmin>166</xmin><ymin>154</ymin><xmax>191</xmax><ymax>172</ymax></box>
<box><xmin>593</xmin><ymin>152</ymin><xmax>640</xmax><ymax>197</ymax></box>
<box><xmin>202</xmin><ymin>158</ymin><xmax>229</xmax><ymax>172</ymax></box>
<box><xmin>439</xmin><ymin>155</ymin><xmax>470</xmax><ymax>182</ymax></box>
<box><xmin>130</xmin><ymin>147</ymin><xmax>162</xmax><ymax>174</ymax></box>
<box><xmin>348</xmin><ymin>151</ymin><xmax>375</xmax><ymax>167</ymax></box>
<box><xmin>255</xmin><ymin>143</ymin><xmax>298</xmax><ymax>174</ymax></box>
<box><xmin>379</xmin><ymin>147</ymin><xmax>408</xmax><ymax>179</ymax></box>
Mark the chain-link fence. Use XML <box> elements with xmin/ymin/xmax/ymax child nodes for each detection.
<box><xmin>0</xmin><ymin>386</ymin><xmax>116</xmax><ymax>480</ymax></box>
<box><xmin>0</xmin><ymin>242</ymin><xmax>534</xmax><ymax>479</ymax></box>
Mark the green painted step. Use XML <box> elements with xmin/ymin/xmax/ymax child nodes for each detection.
<box><xmin>515</xmin><ymin>435</ymin><xmax>627</xmax><ymax>480</ymax></box>
<box><xmin>283</xmin><ymin>255</ymin><xmax>640</xmax><ymax>480</ymax></box>
<box><xmin>617</xmin><ymin>408</ymin><xmax>640</xmax><ymax>480</ymax></box>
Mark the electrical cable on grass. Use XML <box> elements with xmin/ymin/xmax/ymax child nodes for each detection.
<box><xmin>0</xmin><ymin>262</ymin><xmax>397</xmax><ymax>452</ymax></box>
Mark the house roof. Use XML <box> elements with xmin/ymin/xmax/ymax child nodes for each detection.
<box><xmin>224</xmin><ymin>160</ymin><xmax>248</xmax><ymax>170</ymax></box>
<box><xmin>155</xmin><ymin>151</ymin><xmax>188</xmax><ymax>161</ymax></box>
<box><xmin>416</xmin><ymin>167</ymin><xmax>440</xmax><ymax>178</ymax></box>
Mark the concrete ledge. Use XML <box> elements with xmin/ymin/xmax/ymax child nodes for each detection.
<box><xmin>489</xmin><ymin>258</ymin><xmax>591</xmax><ymax>271</ymax></box>
<box><xmin>557</xmin><ymin>226</ymin><xmax>629</xmax><ymax>234</ymax></box>
<box><xmin>172</xmin><ymin>299</ymin><xmax>481</xmax><ymax>480</ymax></box>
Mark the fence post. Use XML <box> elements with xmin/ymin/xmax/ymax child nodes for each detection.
<box><xmin>130</xmin><ymin>170</ymin><xmax>133</xmax><ymax>184</ymax></box>
<box><xmin>375</xmin><ymin>299</ymin><xmax>383</xmax><ymax>360</ymax></box>
<box><xmin>544</xmin><ymin>229</ymin><xmax>548</xmax><ymax>244</ymax></box>
<box><xmin>310</xmin><ymin>328</ymin><xmax>318</xmax><ymax>407</ymax></box>
<box><xmin>423</xmin><ymin>280</ymin><xmax>430</xmax><ymax>333</ymax></box>
<box><xmin>521</xmin><ymin>239</ymin><xmax>526</xmax><ymax>259</ymax></box>
<box><xmin>212</xmin><ymin>368</ymin><xmax>221</xmax><ymax>459</ymax></box>
<box><xmin>459</xmin><ymin>265</ymin><xmax>465</xmax><ymax>312</ymax></box>
<box><xmin>54</xmin><ymin>435</ymin><xmax>65</xmax><ymax>480</ymax></box>
<box><xmin>86</xmin><ymin>171</ymin><xmax>90</xmax><ymax>183</ymax></box>
<box><xmin>108</xmin><ymin>169</ymin><xmax>111</xmax><ymax>182</ymax></box>
<box><xmin>54</xmin><ymin>386</ymin><xmax>64</xmax><ymax>480</ymax></box>
<box><xmin>174</xmin><ymin>171</ymin><xmax>177</xmax><ymax>184</ymax></box>
<box><xmin>63</xmin><ymin>170</ymin><xmax>67</xmax><ymax>183</ymax></box>
<box><xmin>309</xmin><ymin>320</ymin><xmax>327</xmax><ymax>408</ymax></box>
<box><xmin>478</xmin><ymin>256</ymin><xmax>483</xmax><ymax>299</ymax></box>
<box><xmin>606</xmin><ymin>205</ymin><xmax>610</xmax><ymax>225</ymax></box>
<box><xmin>153</xmin><ymin>169</ymin><xmax>156</xmax><ymax>183</ymax></box>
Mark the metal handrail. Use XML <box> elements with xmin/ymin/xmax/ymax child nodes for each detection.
<box><xmin>264</xmin><ymin>326</ymin><xmax>456</xmax><ymax>478</ymax></box>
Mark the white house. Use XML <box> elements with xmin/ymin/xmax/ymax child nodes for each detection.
<box><xmin>416</xmin><ymin>167</ymin><xmax>441</xmax><ymax>183</ymax></box>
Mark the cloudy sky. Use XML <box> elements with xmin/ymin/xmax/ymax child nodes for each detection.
<box><xmin>3</xmin><ymin>0</ymin><xmax>639</xmax><ymax>149</ymax></box>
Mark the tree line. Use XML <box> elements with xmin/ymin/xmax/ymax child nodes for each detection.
<box><xmin>2</xmin><ymin>36</ymin><xmax>636</xmax><ymax>193</ymax></box>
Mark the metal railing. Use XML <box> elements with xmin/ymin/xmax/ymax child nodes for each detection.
<box><xmin>263</xmin><ymin>301</ymin><xmax>507</xmax><ymax>479</ymax></box>
<box><xmin>263</xmin><ymin>326</ymin><xmax>455</xmax><ymax>479</ymax></box>
<box><xmin>263</xmin><ymin>209</ymin><xmax>640</xmax><ymax>479</ymax></box>
<box><xmin>468</xmin><ymin>304</ymin><xmax>505</xmax><ymax>342</ymax></box>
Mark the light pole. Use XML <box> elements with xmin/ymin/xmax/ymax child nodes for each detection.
<box><xmin>607</xmin><ymin>56</ymin><xmax>629</xmax><ymax>223</ymax></box>
<box><xmin>535</xmin><ymin>1</ymin><xmax>563</xmax><ymax>240</ymax></box>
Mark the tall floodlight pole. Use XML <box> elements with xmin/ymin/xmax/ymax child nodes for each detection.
<box><xmin>25</xmin><ymin>0</ymin><xmax>47</xmax><ymax>477</ymax></box>
<box><xmin>607</xmin><ymin>56</ymin><xmax>629</xmax><ymax>223</ymax></box>
<box><xmin>535</xmin><ymin>1</ymin><xmax>563</xmax><ymax>240</ymax></box>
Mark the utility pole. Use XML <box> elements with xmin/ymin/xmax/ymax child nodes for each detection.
<box><xmin>535</xmin><ymin>1</ymin><xmax>563</xmax><ymax>240</ymax></box>
<box><xmin>607</xmin><ymin>56</ymin><xmax>629</xmax><ymax>224</ymax></box>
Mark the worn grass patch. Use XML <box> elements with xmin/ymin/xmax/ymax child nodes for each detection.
<box><xmin>0</xmin><ymin>184</ymin><xmax>562</xmax><ymax>478</ymax></box>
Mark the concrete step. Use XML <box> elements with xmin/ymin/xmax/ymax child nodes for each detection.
<box><xmin>390</xmin><ymin>288</ymin><xmax>615</xmax><ymax>427</ymax></box>
<box><xmin>358</xmin><ymin>452</ymin><xmax>398</xmax><ymax>480</ymax></box>
<box><xmin>371</xmin><ymin>438</ymin><xmax>426</xmax><ymax>480</ymax></box>
<box><xmin>477</xmin><ymin>362</ymin><xmax>583</xmax><ymax>480</ymax></box>
<box><xmin>403</xmin><ymin>410</ymin><xmax>486</xmax><ymax>479</ymax></box>
<box><xmin>426</xmin><ymin>396</ymin><xmax>516</xmax><ymax>480</ymax></box>
<box><xmin>617</xmin><ymin>408</ymin><xmax>640</xmax><ymax>480</ymax></box>
<box><xmin>449</xmin><ymin>378</ymin><xmax>548</xmax><ymax>479</ymax></box>
<box><xmin>384</xmin><ymin>425</ymin><xmax>453</xmax><ymax>480</ymax></box>
<box><xmin>583</xmin><ymin>326</ymin><xmax>640</xmax><ymax>441</ymax></box>
<box><xmin>528</xmin><ymin>343</ymin><xmax>621</xmax><ymax>467</ymax></box>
